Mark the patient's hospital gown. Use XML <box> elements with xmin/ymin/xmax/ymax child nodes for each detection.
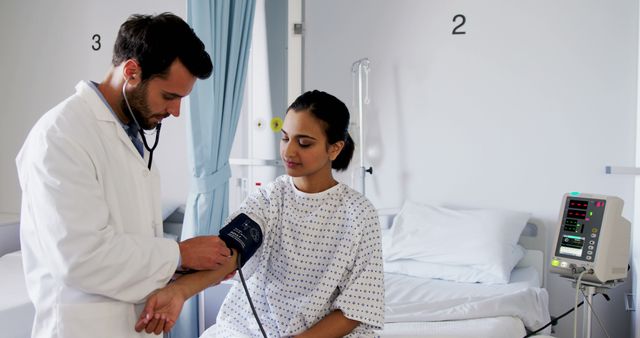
<box><xmin>203</xmin><ymin>175</ymin><xmax>384</xmax><ymax>337</ymax></box>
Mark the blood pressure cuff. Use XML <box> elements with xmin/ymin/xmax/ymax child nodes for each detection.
<box><xmin>219</xmin><ymin>213</ymin><xmax>263</xmax><ymax>268</ymax></box>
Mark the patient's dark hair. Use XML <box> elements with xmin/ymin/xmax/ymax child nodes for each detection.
<box><xmin>287</xmin><ymin>90</ymin><xmax>355</xmax><ymax>171</ymax></box>
<box><xmin>112</xmin><ymin>12</ymin><xmax>213</xmax><ymax>81</ymax></box>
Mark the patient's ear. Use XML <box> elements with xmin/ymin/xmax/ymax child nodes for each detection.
<box><xmin>329</xmin><ymin>141</ymin><xmax>345</xmax><ymax>161</ymax></box>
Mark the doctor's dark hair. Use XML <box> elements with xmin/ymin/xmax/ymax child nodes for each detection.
<box><xmin>112</xmin><ymin>12</ymin><xmax>212</xmax><ymax>81</ymax></box>
<box><xmin>287</xmin><ymin>90</ymin><xmax>355</xmax><ymax>171</ymax></box>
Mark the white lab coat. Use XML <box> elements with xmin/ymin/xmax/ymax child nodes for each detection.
<box><xmin>16</xmin><ymin>81</ymin><xmax>180</xmax><ymax>338</ymax></box>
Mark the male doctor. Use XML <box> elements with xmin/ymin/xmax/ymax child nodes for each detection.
<box><xmin>16</xmin><ymin>13</ymin><xmax>231</xmax><ymax>338</ymax></box>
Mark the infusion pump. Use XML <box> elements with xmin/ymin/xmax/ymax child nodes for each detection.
<box><xmin>550</xmin><ymin>192</ymin><xmax>630</xmax><ymax>284</ymax></box>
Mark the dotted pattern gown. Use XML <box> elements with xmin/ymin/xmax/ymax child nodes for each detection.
<box><xmin>202</xmin><ymin>175</ymin><xmax>384</xmax><ymax>338</ymax></box>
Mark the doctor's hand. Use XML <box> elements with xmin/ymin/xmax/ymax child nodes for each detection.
<box><xmin>178</xmin><ymin>235</ymin><xmax>232</xmax><ymax>270</ymax></box>
<box><xmin>135</xmin><ymin>284</ymin><xmax>186</xmax><ymax>334</ymax></box>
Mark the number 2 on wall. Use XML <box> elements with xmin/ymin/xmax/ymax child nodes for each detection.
<box><xmin>452</xmin><ymin>14</ymin><xmax>466</xmax><ymax>35</ymax></box>
<box><xmin>92</xmin><ymin>34</ymin><xmax>101</xmax><ymax>51</ymax></box>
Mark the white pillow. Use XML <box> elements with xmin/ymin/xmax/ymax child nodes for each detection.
<box><xmin>384</xmin><ymin>201</ymin><xmax>530</xmax><ymax>284</ymax></box>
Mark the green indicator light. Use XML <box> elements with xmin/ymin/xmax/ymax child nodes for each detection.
<box><xmin>589</xmin><ymin>211</ymin><xmax>593</xmax><ymax>216</ymax></box>
<box><xmin>551</xmin><ymin>259</ymin><xmax>560</xmax><ymax>267</ymax></box>
<box><xmin>570</xmin><ymin>192</ymin><xmax>580</xmax><ymax>196</ymax></box>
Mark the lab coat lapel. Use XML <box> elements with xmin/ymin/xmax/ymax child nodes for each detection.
<box><xmin>75</xmin><ymin>81</ymin><xmax>148</xmax><ymax>168</ymax></box>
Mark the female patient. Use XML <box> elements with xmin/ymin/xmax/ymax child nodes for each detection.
<box><xmin>136</xmin><ymin>90</ymin><xmax>384</xmax><ymax>337</ymax></box>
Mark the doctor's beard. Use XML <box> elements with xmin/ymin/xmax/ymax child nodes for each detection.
<box><xmin>121</xmin><ymin>81</ymin><xmax>156</xmax><ymax>130</ymax></box>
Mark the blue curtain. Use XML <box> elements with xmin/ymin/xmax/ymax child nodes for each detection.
<box><xmin>172</xmin><ymin>1</ymin><xmax>256</xmax><ymax>337</ymax></box>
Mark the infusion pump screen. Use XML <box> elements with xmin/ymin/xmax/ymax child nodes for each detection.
<box><xmin>554</xmin><ymin>198</ymin><xmax>606</xmax><ymax>262</ymax></box>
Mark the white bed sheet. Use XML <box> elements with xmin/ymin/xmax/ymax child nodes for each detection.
<box><xmin>382</xmin><ymin>267</ymin><xmax>550</xmax><ymax>336</ymax></box>
<box><xmin>0</xmin><ymin>251</ymin><xmax>34</xmax><ymax>338</ymax></box>
<box><xmin>386</xmin><ymin>266</ymin><xmax>540</xmax><ymax>305</ymax></box>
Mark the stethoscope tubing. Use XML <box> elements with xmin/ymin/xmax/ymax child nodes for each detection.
<box><xmin>122</xmin><ymin>79</ymin><xmax>161</xmax><ymax>170</ymax></box>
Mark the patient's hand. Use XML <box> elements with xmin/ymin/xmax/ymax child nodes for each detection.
<box><xmin>134</xmin><ymin>249</ymin><xmax>239</xmax><ymax>334</ymax></box>
<box><xmin>135</xmin><ymin>284</ymin><xmax>186</xmax><ymax>334</ymax></box>
<box><xmin>133</xmin><ymin>271</ymin><xmax>237</xmax><ymax>334</ymax></box>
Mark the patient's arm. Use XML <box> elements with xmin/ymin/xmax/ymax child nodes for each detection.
<box><xmin>134</xmin><ymin>249</ymin><xmax>238</xmax><ymax>334</ymax></box>
<box><xmin>294</xmin><ymin>310</ymin><xmax>359</xmax><ymax>338</ymax></box>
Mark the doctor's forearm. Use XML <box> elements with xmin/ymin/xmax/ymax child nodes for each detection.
<box><xmin>172</xmin><ymin>249</ymin><xmax>238</xmax><ymax>299</ymax></box>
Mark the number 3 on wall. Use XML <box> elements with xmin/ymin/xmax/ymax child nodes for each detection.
<box><xmin>452</xmin><ymin>14</ymin><xmax>466</xmax><ymax>35</ymax></box>
<box><xmin>92</xmin><ymin>34</ymin><xmax>101</xmax><ymax>51</ymax></box>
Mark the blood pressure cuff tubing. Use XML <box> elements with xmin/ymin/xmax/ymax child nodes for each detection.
<box><xmin>219</xmin><ymin>213</ymin><xmax>263</xmax><ymax>268</ymax></box>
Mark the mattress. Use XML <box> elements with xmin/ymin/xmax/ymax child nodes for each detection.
<box><xmin>0</xmin><ymin>213</ymin><xmax>20</xmax><ymax>256</ymax></box>
<box><xmin>379</xmin><ymin>316</ymin><xmax>526</xmax><ymax>338</ymax></box>
<box><xmin>379</xmin><ymin>267</ymin><xmax>551</xmax><ymax>337</ymax></box>
<box><xmin>385</xmin><ymin>266</ymin><xmax>541</xmax><ymax>306</ymax></box>
<box><xmin>0</xmin><ymin>251</ymin><xmax>34</xmax><ymax>338</ymax></box>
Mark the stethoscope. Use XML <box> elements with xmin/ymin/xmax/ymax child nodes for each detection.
<box><xmin>122</xmin><ymin>79</ymin><xmax>161</xmax><ymax>170</ymax></box>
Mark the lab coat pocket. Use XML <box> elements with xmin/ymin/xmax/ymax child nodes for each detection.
<box><xmin>56</xmin><ymin>301</ymin><xmax>138</xmax><ymax>338</ymax></box>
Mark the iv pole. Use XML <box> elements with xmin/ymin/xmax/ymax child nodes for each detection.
<box><xmin>351</xmin><ymin>58</ymin><xmax>372</xmax><ymax>195</ymax></box>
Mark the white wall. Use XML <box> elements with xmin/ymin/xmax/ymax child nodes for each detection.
<box><xmin>304</xmin><ymin>1</ymin><xmax>638</xmax><ymax>337</ymax></box>
<box><xmin>0</xmin><ymin>0</ymin><xmax>190</xmax><ymax>215</ymax></box>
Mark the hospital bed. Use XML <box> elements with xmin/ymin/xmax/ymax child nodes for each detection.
<box><xmin>0</xmin><ymin>216</ymin><xmax>34</xmax><ymax>338</ymax></box>
<box><xmin>200</xmin><ymin>202</ymin><xmax>552</xmax><ymax>337</ymax></box>
<box><xmin>376</xmin><ymin>202</ymin><xmax>551</xmax><ymax>338</ymax></box>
